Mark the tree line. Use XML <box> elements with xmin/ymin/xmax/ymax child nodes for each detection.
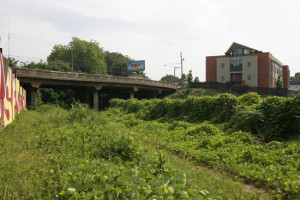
<box><xmin>9</xmin><ymin>37</ymin><xmax>133</xmax><ymax>77</ymax></box>
<box><xmin>160</xmin><ymin>70</ymin><xmax>200</xmax><ymax>84</ymax></box>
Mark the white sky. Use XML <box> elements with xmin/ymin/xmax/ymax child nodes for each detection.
<box><xmin>0</xmin><ymin>0</ymin><xmax>299</xmax><ymax>81</ymax></box>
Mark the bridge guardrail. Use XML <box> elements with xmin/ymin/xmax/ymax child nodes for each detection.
<box><xmin>12</xmin><ymin>68</ymin><xmax>177</xmax><ymax>90</ymax></box>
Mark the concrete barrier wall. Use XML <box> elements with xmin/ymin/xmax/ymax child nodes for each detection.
<box><xmin>0</xmin><ymin>52</ymin><xmax>26</xmax><ymax>128</ymax></box>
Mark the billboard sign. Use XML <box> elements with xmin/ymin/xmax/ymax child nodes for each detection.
<box><xmin>127</xmin><ymin>60</ymin><xmax>145</xmax><ymax>72</ymax></box>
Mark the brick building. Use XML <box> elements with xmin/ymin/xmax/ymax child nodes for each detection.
<box><xmin>206</xmin><ymin>42</ymin><xmax>290</xmax><ymax>88</ymax></box>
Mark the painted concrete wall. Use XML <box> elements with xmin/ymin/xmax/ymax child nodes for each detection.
<box><xmin>216</xmin><ymin>57</ymin><xmax>230</xmax><ymax>83</ymax></box>
<box><xmin>0</xmin><ymin>52</ymin><xmax>26</xmax><ymax>128</ymax></box>
<box><xmin>242</xmin><ymin>55</ymin><xmax>258</xmax><ymax>87</ymax></box>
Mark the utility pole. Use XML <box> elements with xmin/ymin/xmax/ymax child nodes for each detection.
<box><xmin>71</xmin><ymin>47</ymin><xmax>73</xmax><ymax>71</ymax></box>
<box><xmin>174</xmin><ymin>66</ymin><xmax>180</xmax><ymax>84</ymax></box>
<box><xmin>180</xmin><ymin>52</ymin><xmax>184</xmax><ymax>78</ymax></box>
<box><xmin>121</xmin><ymin>56</ymin><xmax>123</xmax><ymax>76</ymax></box>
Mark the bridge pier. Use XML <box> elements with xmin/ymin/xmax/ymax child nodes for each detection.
<box><xmin>93</xmin><ymin>90</ymin><xmax>99</xmax><ymax>111</ymax></box>
<box><xmin>130</xmin><ymin>92</ymin><xmax>134</xmax><ymax>99</ymax></box>
<box><xmin>30</xmin><ymin>88</ymin><xmax>38</xmax><ymax>106</ymax></box>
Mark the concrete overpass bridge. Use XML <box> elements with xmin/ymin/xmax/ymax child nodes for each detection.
<box><xmin>12</xmin><ymin>68</ymin><xmax>177</xmax><ymax>110</ymax></box>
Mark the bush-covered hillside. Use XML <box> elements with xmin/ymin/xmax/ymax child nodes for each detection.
<box><xmin>0</xmin><ymin>104</ymin><xmax>265</xmax><ymax>199</ymax></box>
<box><xmin>110</xmin><ymin>93</ymin><xmax>300</xmax><ymax>199</ymax></box>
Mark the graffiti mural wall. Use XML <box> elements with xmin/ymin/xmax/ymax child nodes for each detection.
<box><xmin>0</xmin><ymin>52</ymin><xmax>26</xmax><ymax>128</ymax></box>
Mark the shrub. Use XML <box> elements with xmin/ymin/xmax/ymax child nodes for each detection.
<box><xmin>238</xmin><ymin>92</ymin><xmax>262</xmax><ymax>106</ymax></box>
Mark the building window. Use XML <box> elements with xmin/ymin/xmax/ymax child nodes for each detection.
<box><xmin>248</xmin><ymin>75</ymin><xmax>251</xmax><ymax>80</ymax></box>
<box><xmin>262</xmin><ymin>75</ymin><xmax>265</xmax><ymax>80</ymax></box>
<box><xmin>211</xmin><ymin>77</ymin><xmax>214</xmax><ymax>81</ymax></box>
<box><xmin>222</xmin><ymin>63</ymin><xmax>224</xmax><ymax>68</ymax></box>
<box><xmin>231</xmin><ymin>49</ymin><xmax>243</xmax><ymax>57</ymax></box>
<box><xmin>262</xmin><ymin>62</ymin><xmax>265</xmax><ymax>67</ymax></box>
<box><xmin>211</xmin><ymin>64</ymin><xmax>215</xmax><ymax>69</ymax></box>
<box><xmin>230</xmin><ymin>60</ymin><xmax>242</xmax><ymax>71</ymax></box>
<box><xmin>221</xmin><ymin>76</ymin><xmax>225</xmax><ymax>81</ymax></box>
<box><xmin>248</xmin><ymin>62</ymin><xmax>251</xmax><ymax>67</ymax></box>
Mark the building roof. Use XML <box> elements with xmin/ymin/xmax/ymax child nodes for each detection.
<box><xmin>225</xmin><ymin>42</ymin><xmax>261</xmax><ymax>55</ymax></box>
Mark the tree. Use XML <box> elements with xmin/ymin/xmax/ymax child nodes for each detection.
<box><xmin>105</xmin><ymin>52</ymin><xmax>132</xmax><ymax>76</ymax></box>
<box><xmin>276</xmin><ymin>74</ymin><xmax>283</xmax><ymax>88</ymax></box>
<box><xmin>160</xmin><ymin>74</ymin><xmax>180</xmax><ymax>83</ymax></box>
<box><xmin>48</xmin><ymin>37</ymin><xmax>107</xmax><ymax>74</ymax></box>
<box><xmin>21</xmin><ymin>60</ymin><xmax>71</xmax><ymax>72</ymax></box>
<box><xmin>194</xmin><ymin>76</ymin><xmax>200</xmax><ymax>83</ymax></box>
<box><xmin>180</xmin><ymin>74</ymin><xmax>187</xmax><ymax>84</ymax></box>
<box><xmin>8</xmin><ymin>57</ymin><xmax>19</xmax><ymax>68</ymax></box>
<box><xmin>290</xmin><ymin>73</ymin><xmax>300</xmax><ymax>85</ymax></box>
<box><xmin>187</xmin><ymin>70</ymin><xmax>193</xmax><ymax>85</ymax></box>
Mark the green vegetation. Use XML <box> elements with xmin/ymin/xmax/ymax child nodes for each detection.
<box><xmin>0</xmin><ymin>104</ymin><xmax>265</xmax><ymax>199</ymax></box>
<box><xmin>167</xmin><ymin>88</ymin><xmax>238</xmax><ymax>99</ymax></box>
<box><xmin>111</xmin><ymin>92</ymin><xmax>300</xmax><ymax>141</ymax></box>
<box><xmin>276</xmin><ymin>75</ymin><xmax>283</xmax><ymax>89</ymax></box>
<box><xmin>1</xmin><ymin>91</ymin><xmax>299</xmax><ymax>199</ymax></box>
<box><xmin>160</xmin><ymin>74</ymin><xmax>180</xmax><ymax>84</ymax></box>
<box><xmin>290</xmin><ymin>72</ymin><xmax>300</xmax><ymax>85</ymax></box>
<box><xmin>10</xmin><ymin>37</ymin><xmax>134</xmax><ymax>107</ymax></box>
<box><xmin>110</xmin><ymin>93</ymin><xmax>300</xmax><ymax>199</ymax></box>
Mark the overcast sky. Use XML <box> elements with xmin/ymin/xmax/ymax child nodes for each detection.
<box><xmin>0</xmin><ymin>0</ymin><xmax>299</xmax><ymax>81</ymax></box>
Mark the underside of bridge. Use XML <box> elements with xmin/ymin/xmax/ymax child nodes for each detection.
<box><xmin>21</xmin><ymin>82</ymin><xmax>174</xmax><ymax>110</ymax></box>
<box><xmin>13</xmin><ymin>68</ymin><xmax>177</xmax><ymax>111</ymax></box>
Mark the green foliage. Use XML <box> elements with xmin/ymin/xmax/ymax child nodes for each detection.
<box><xmin>180</xmin><ymin>73</ymin><xmax>187</xmax><ymax>84</ymax></box>
<box><xmin>276</xmin><ymin>74</ymin><xmax>283</xmax><ymax>89</ymax></box>
<box><xmin>111</xmin><ymin>92</ymin><xmax>300</xmax><ymax>141</ymax></box>
<box><xmin>290</xmin><ymin>72</ymin><xmax>300</xmax><ymax>85</ymax></box>
<box><xmin>105</xmin><ymin>52</ymin><xmax>132</xmax><ymax>76</ymax></box>
<box><xmin>228</xmin><ymin>105</ymin><xmax>264</xmax><ymax>134</ymax></box>
<box><xmin>238</xmin><ymin>92</ymin><xmax>262</xmax><ymax>106</ymax></box>
<box><xmin>187</xmin><ymin>70</ymin><xmax>193</xmax><ymax>85</ymax></box>
<box><xmin>1</xmin><ymin>104</ymin><xmax>229</xmax><ymax>199</ymax></box>
<box><xmin>110</xmin><ymin>93</ymin><xmax>238</xmax><ymax>123</ymax></box>
<box><xmin>133</xmin><ymin>120</ymin><xmax>300</xmax><ymax>199</ymax></box>
<box><xmin>48</xmin><ymin>37</ymin><xmax>107</xmax><ymax>74</ymax></box>
<box><xmin>260</xmin><ymin>95</ymin><xmax>300</xmax><ymax>141</ymax></box>
<box><xmin>8</xmin><ymin>57</ymin><xmax>19</xmax><ymax>67</ymax></box>
<box><xmin>160</xmin><ymin>74</ymin><xmax>180</xmax><ymax>83</ymax></box>
<box><xmin>194</xmin><ymin>76</ymin><xmax>200</xmax><ymax>83</ymax></box>
<box><xmin>39</xmin><ymin>88</ymin><xmax>74</xmax><ymax>108</ymax></box>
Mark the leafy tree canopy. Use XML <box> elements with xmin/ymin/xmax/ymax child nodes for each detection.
<box><xmin>194</xmin><ymin>76</ymin><xmax>200</xmax><ymax>83</ymax></box>
<box><xmin>187</xmin><ymin>70</ymin><xmax>193</xmax><ymax>84</ymax></box>
<box><xmin>290</xmin><ymin>73</ymin><xmax>300</xmax><ymax>85</ymax></box>
<box><xmin>276</xmin><ymin>74</ymin><xmax>283</xmax><ymax>89</ymax></box>
<box><xmin>105</xmin><ymin>52</ymin><xmax>132</xmax><ymax>76</ymax></box>
<box><xmin>160</xmin><ymin>74</ymin><xmax>180</xmax><ymax>83</ymax></box>
<box><xmin>47</xmin><ymin>37</ymin><xmax>107</xmax><ymax>74</ymax></box>
<box><xmin>180</xmin><ymin>74</ymin><xmax>187</xmax><ymax>84</ymax></box>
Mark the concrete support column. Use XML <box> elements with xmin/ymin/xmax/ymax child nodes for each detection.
<box><xmin>130</xmin><ymin>92</ymin><xmax>134</xmax><ymax>99</ymax></box>
<box><xmin>93</xmin><ymin>90</ymin><xmax>99</xmax><ymax>111</ymax></box>
<box><xmin>31</xmin><ymin>88</ymin><xmax>38</xmax><ymax>106</ymax></box>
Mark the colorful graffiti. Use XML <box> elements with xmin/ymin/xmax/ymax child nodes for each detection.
<box><xmin>0</xmin><ymin>52</ymin><xmax>26</xmax><ymax>128</ymax></box>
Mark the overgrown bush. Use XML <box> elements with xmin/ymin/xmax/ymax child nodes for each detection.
<box><xmin>227</xmin><ymin>105</ymin><xmax>264</xmax><ymax>135</ymax></box>
<box><xmin>238</xmin><ymin>92</ymin><xmax>262</xmax><ymax>106</ymax></box>
<box><xmin>260</xmin><ymin>95</ymin><xmax>300</xmax><ymax>141</ymax></box>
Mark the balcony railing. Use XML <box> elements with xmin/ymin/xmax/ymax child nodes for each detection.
<box><xmin>230</xmin><ymin>65</ymin><xmax>242</xmax><ymax>72</ymax></box>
